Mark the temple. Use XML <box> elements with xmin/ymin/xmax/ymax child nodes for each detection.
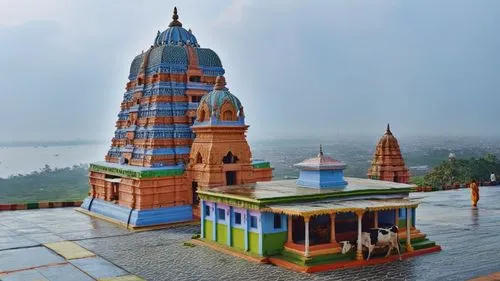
<box><xmin>367</xmin><ymin>124</ymin><xmax>410</xmax><ymax>183</ymax></box>
<box><xmin>79</xmin><ymin>6</ymin><xmax>439</xmax><ymax>272</ymax></box>
<box><xmin>197</xmin><ymin>146</ymin><xmax>440</xmax><ymax>272</ymax></box>
<box><xmin>79</xmin><ymin>8</ymin><xmax>272</xmax><ymax>228</ymax></box>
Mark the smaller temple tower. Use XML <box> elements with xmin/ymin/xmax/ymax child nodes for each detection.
<box><xmin>188</xmin><ymin>76</ymin><xmax>269</xmax><ymax>188</ymax></box>
<box><xmin>294</xmin><ymin>145</ymin><xmax>347</xmax><ymax>188</ymax></box>
<box><xmin>367</xmin><ymin>124</ymin><xmax>410</xmax><ymax>183</ymax></box>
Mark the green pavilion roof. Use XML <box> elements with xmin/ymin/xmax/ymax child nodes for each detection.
<box><xmin>197</xmin><ymin>177</ymin><xmax>415</xmax><ymax>209</ymax></box>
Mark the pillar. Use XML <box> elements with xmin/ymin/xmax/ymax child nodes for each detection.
<box><xmin>330</xmin><ymin>213</ymin><xmax>336</xmax><ymax>244</ymax></box>
<box><xmin>287</xmin><ymin>215</ymin><xmax>293</xmax><ymax>242</ymax></box>
<box><xmin>200</xmin><ymin>200</ymin><xmax>205</xmax><ymax>239</ymax></box>
<box><xmin>213</xmin><ymin>203</ymin><xmax>217</xmax><ymax>241</ymax></box>
<box><xmin>244</xmin><ymin>209</ymin><xmax>249</xmax><ymax>251</ymax></box>
<box><xmin>304</xmin><ymin>216</ymin><xmax>310</xmax><ymax>257</ymax></box>
<box><xmin>227</xmin><ymin>207</ymin><xmax>232</xmax><ymax>247</ymax></box>
<box><xmin>374</xmin><ymin>211</ymin><xmax>378</xmax><ymax>228</ymax></box>
<box><xmin>356</xmin><ymin>210</ymin><xmax>364</xmax><ymax>261</ymax></box>
<box><xmin>406</xmin><ymin>207</ymin><xmax>414</xmax><ymax>252</ymax></box>
<box><xmin>395</xmin><ymin>208</ymin><xmax>399</xmax><ymax>227</ymax></box>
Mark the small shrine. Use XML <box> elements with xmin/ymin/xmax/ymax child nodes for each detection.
<box><xmin>197</xmin><ymin>147</ymin><xmax>440</xmax><ymax>272</ymax></box>
<box><xmin>367</xmin><ymin>124</ymin><xmax>410</xmax><ymax>183</ymax></box>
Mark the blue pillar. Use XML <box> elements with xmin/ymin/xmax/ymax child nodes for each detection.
<box><xmin>200</xmin><ymin>200</ymin><xmax>205</xmax><ymax>239</ymax></box>
<box><xmin>213</xmin><ymin>203</ymin><xmax>217</xmax><ymax>241</ymax></box>
<box><xmin>258</xmin><ymin>213</ymin><xmax>263</xmax><ymax>256</ymax></box>
<box><xmin>244</xmin><ymin>209</ymin><xmax>249</xmax><ymax>251</ymax></box>
<box><xmin>227</xmin><ymin>207</ymin><xmax>232</xmax><ymax>246</ymax></box>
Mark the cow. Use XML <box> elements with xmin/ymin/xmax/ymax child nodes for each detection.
<box><xmin>340</xmin><ymin>225</ymin><xmax>402</xmax><ymax>261</ymax></box>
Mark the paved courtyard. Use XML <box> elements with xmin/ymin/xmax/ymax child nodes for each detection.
<box><xmin>1</xmin><ymin>187</ymin><xmax>500</xmax><ymax>281</ymax></box>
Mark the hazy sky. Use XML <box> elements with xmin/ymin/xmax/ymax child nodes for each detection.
<box><xmin>1</xmin><ymin>0</ymin><xmax>499</xmax><ymax>142</ymax></box>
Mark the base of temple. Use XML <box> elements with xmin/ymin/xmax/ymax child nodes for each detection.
<box><xmin>268</xmin><ymin>245</ymin><xmax>441</xmax><ymax>273</ymax></box>
<box><xmin>191</xmin><ymin>236</ymin><xmax>441</xmax><ymax>273</ymax></box>
<box><xmin>78</xmin><ymin>197</ymin><xmax>193</xmax><ymax>229</ymax></box>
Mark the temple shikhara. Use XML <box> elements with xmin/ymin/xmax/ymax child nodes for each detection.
<box><xmin>80</xmin><ymin>8</ymin><xmax>272</xmax><ymax>227</ymax></box>
<box><xmin>367</xmin><ymin>124</ymin><xmax>410</xmax><ymax>183</ymax></box>
<box><xmin>80</xmin><ymin>7</ymin><xmax>439</xmax><ymax>273</ymax></box>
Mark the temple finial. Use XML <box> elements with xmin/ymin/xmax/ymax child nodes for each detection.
<box><xmin>319</xmin><ymin>144</ymin><xmax>323</xmax><ymax>156</ymax></box>
<box><xmin>214</xmin><ymin>76</ymin><xmax>227</xmax><ymax>90</ymax></box>
<box><xmin>386</xmin><ymin>123</ymin><xmax>392</xmax><ymax>135</ymax></box>
<box><xmin>168</xmin><ymin>7</ymin><xmax>182</xmax><ymax>27</ymax></box>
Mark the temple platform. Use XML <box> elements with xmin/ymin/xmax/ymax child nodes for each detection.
<box><xmin>1</xmin><ymin>187</ymin><xmax>500</xmax><ymax>280</ymax></box>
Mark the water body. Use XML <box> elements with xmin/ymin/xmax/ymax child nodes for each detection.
<box><xmin>0</xmin><ymin>145</ymin><xmax>108</xmax><ymax>178</ymax></box>
<box><xmin>0</xmin><ymin>137</ymin><xmax>499</xmax><ymax>179</ymax></box>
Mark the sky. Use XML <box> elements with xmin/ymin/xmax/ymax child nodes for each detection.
<box><xmin>0</xmin><ymin>0</ymin><xmax>499</xmax><ymax>142</ymax></box>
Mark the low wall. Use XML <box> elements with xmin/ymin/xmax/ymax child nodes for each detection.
<box><xmin>0</xmin><ymin>200</ymin><xmax>83</xmax><ymax>211</ymax></box>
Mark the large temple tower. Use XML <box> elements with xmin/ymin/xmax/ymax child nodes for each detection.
<box><xmin>367</xmin><ymin>124</ymin><xmax>410</xmax><ymax>183</ymax></box>
<box><xmin>81</xmin><ymin>8</ymin><xmax>272</xmax><ymax>228</ymax></box>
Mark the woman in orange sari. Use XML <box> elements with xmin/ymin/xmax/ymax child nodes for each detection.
<box><xmin>470</xmin><ymin>179</ymin><xmax>479</xmax><ymax>207</ymax></box>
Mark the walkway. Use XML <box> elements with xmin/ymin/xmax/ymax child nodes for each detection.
<box><xmin>1</xmin><ymin>186</ymin><xmax>500</xmax><ymax>280</ymax></box>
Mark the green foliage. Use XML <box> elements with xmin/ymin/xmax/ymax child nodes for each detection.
<box><xmin>0</xmin><ymin>164</ymin><xmax>89</xmax><ymax>203</ymax></box>
<box><xmin>423</xmin><ymin>154</ymin><xmax>500</xmax><ymax>188</ymax></box>
<box><xmin>410</xmin><ymin>176</ymin><xmax>426</xmax><ymax>187</ymax></box>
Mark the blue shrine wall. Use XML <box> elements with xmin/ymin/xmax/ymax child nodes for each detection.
<box><xmin>81</xmin><ymin>197</ymin><xmax>193</xmax><ymax>227</ymax></box>
<box><xmin>296</xmin><ymin>170</ymin><xmax>347</xmax><ymax>189</ymax></box>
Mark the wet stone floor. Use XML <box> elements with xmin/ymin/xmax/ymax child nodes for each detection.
<box><xmin>1</xmin><ymin>187</ymin><xmax>500</xmax><ymax>281</ymax></box>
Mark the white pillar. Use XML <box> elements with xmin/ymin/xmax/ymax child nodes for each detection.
<box><xmin>304</xmin><ymin>216</ymin><xmax>310</xmax><ymax>257</ymax></box>
<box><xmin>356</xmin><ymin>211</ymin><xmax>364</xmax><ymax>260</ymax></box>
<box><xmin>406</xmin><ymin>207</ymin><xmax>414</xmax><ymax>252</ymax></box>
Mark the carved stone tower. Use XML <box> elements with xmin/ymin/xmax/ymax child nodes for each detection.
<box><xmin>367</xmin><ymin>124</ymin><xmax>410</xmax><ymax>183</ymax></box>
<box><xmin>188</xmin><ymin>76</ymin><xmax>257</xmax><ymax>188</ymax></box>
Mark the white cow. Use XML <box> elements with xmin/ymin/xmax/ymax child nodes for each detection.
<box><xmin>341</xmin><ymin>225</ymin><xmax>402</xmax><ymax>261</ymax></box>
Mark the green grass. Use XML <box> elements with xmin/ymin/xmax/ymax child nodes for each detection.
<box><xmin>0</xmin><ymin>165</ymin><xmax>89</xmax><ymax>203</ymax></box>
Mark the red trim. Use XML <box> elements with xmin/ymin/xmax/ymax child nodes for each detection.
<box><xmin>268</xmin><ymin>245</ymin><xmax>442</xmax><ymax>273</ymax></box>
<box><xmin>285</xmin><ymin>242</ymin><xmax>339</xmax><ymax>251</ymax></box>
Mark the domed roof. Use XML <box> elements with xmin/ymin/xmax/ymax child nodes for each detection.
<box><xmin>294</xmin><ymin>145</ymin><xmax>346</xmax><ymax>170</ymax></box>
<box><xmin>154</xmin><ymin>7</ymin><xmax>199</xmax><ymax>47</ymax></box>
<box><xmin>199</xmin><ymin>76</ymin><xmax>242</xmax><ymax>117</ymax></box>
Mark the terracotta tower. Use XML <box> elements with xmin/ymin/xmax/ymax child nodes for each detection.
<box><xmin>367</xmin><ymin>124</ymin><xmax>410</xmax><ymax>183</ymax></box>
<box><xmin>188</xmin><ymin>76</ymin><xmax>268</xmax><ymax>188</ymax></box>
<box><xmin>81</xmin><ymin>8</ymin><xmax>272</xmax><ymax>228</ymax></box>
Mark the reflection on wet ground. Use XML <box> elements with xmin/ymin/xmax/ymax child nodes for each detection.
<box><xmin>1</xmin><ymin>187</ymin><xmax>500</xmax><ymax>281</ymax></box>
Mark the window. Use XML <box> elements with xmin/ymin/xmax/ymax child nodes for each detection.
<box><xmin>234</xmin><ymin>212</ymin><xmax>242</xmax><ymax>225</ymax></box>
<box><xmin>218</xmin><ymin>208</ymin><xmax>226</xmax><ymax>221</ymax></box>
<box><xmin>196</xmin><ymin>152</ymin><xmax>203</xmax><ymax>164</ymax></box>
<box><xmin>204</xmin><ymin>205</ymin><xmax>210</xmax><ymax>217</ymax></box>
<box><xmin>222</xmin><ymin>110</ymin><xmax>233</xmax><ymax>121</ymax></box>
<box><xmin>273</xmin><ymin>214</ymin><xmax>281</xmax><ymax>229</ymax></box>
<box><xmin>191</xmin><ymin>95</ymin><xmax>202</xmax><ymax>102</ymax></box>
<box><xmin>250</xmin><ymin>215</ymin><xmax>258</xmax><ymax>229</ymax></box>
<box><xmin>189</xmin><ymin>75</ymin><xmax>201</xmax><ymax>82</ymax></box>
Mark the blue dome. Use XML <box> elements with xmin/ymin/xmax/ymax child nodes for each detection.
<box><xmin>154</xmin><ymin>27</ymin><xmax>199</xmax><ymax>47</ymax></box>
<box><xmin>201</xmin><ymin>89</ymin><xmax>242</xmax><ymax>114</ymax></box>
<box><xmin>154</xmin><ymin>7</ymin><xmax>199</xmax><ymax>47</ymax></box>
<box><xmin>197</xmin><ymin>76</ymin><xmax>243</xmax><ymax>121</ymax></box>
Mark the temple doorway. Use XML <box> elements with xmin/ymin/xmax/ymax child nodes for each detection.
<box><xmin>226</xmin><ymin>171</ymin><xmax>237</xmax><ymax>185</ymax></box>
